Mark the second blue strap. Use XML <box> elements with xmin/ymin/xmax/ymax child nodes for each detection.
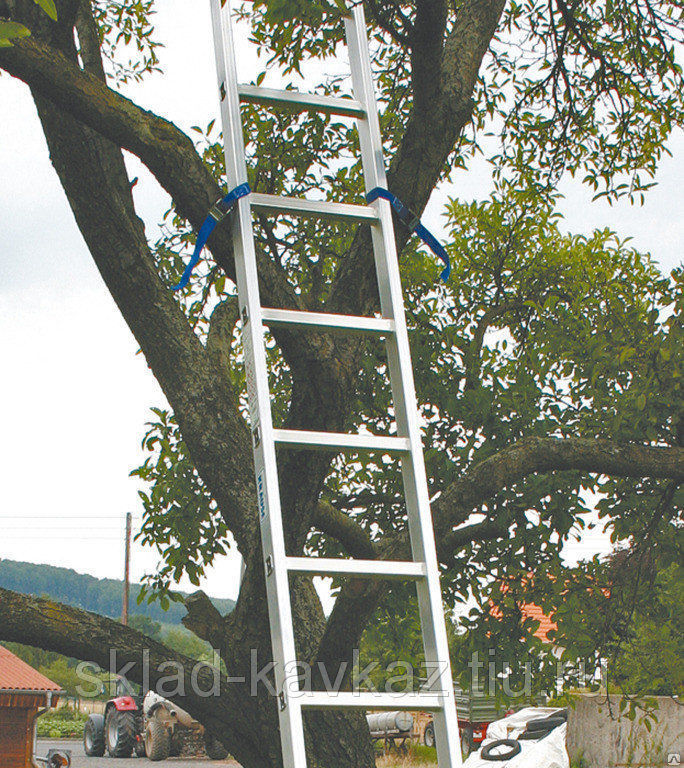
<box><xmin>366</xmin><ymin>187</ymin><xmax>450</xmax><ymax>281</ymax></box>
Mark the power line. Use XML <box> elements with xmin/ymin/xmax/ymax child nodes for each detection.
<box><xmin>0</xmin><ymin>516</ymin><xmax>143</xmax><ymax>519</ymax></box>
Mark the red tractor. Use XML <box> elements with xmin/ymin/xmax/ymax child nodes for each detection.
<box><xmin>83</xmin><ymin>678</ymin><xmax>228</xmax><ymax>760</ymax></box>
<box><xmin>83</xmin><ymin>678</ymin><xmax>145</xmax><ymax>758</ymax></box>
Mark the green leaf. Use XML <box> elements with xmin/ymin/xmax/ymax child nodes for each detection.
<box><xmin>33</xmin><ymin>0</ymin><xmax>58</xmax><ymax>21</ymax></box>
<box><xmin>0</xmin><ymin>20</ymin><xmax>31</xmax><ymax>42</ymax></box>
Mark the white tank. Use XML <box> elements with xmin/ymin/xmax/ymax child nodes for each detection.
<box><xmin>367</xmin><ymin>711</ymin><xmax>414</xmax><ymax>735</ymax></box>
<box><xmin>143</xmin><ymin>690</ymin><xmax>197</xmax><ymax>729</ymax></box>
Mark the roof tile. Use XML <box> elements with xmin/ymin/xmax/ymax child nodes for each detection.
<box><xmin>0</xmin><ymin>645</ymin><xmax>63</xmax><ymax>692</ymax></box>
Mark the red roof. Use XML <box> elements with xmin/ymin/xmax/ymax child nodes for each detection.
<box><xmin>0</xmin><ymin>645</ymin><xmax>62</xmax><ymax>693</ymax></box>
<box><xmin>518</xmin><ymin>602</ymin><xmax>557</xmax><ymax>642</ymax></box>
<box><xmin>489</xmin><ymin>600</ymin><xmax>557</xmax><ymax>642</ymax></box>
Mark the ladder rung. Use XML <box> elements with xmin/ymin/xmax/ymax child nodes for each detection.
<box><xmin>286</xmin><ymin>557</ymin><xmax>426</xmax><ymax>580</ymax></box>
<box><xmin>251</xmin><ymin>193</ymin><xmax>378</xmax><ymax>223</ymax></box>
<box><xmin>296</xmin><ymin>691</ymin><xmax>446</xmax><ymax>711</ymax></box>
<box><xmin>261</xmin><ymin>308</ymin><xmax>394</xmax><ymax>336</ymax></box>
<box><xmin>273</xmin><ymin>429</ymin><xmax>409</xmax><ymax>453</ymax></box>
<box><xmin>238</xmin><ymin>85</ymin><xmax>366</xmax><ymax>118</ymax></box>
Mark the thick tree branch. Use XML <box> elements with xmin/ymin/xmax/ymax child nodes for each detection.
<box><xmin>182</xmin><ymin>590</ymin><xmax>228</xmax><ymax>649</ymax></box>
<box><xmin>74</xmin><ymin>0</ymin><xmax>106</xmax><ymax>80</ymax></box>
<box><xmin>312</xmin><ymin>501</ymin><xmax>378</xmax><ymax>560</ymax></box>
<box><xmin>411</xmin><ymin>0</ymin><xmax>448</xmax><ymax>112</ymax></box>
<box><xmin>0</xmin><ymin>587</ymin><xmax>267</xmax><ymax>766</ymax></box>
<box><xmin>0</xmin><ymin>29</ymin><xmax>300</xmax><ymax>314</ymax></box>
<box><xmin>433</xmin><ymin>437</ymin><xmax>684</xmax><ymax>547</ymax></box>
<box><xmin>315</xmin><ymin>437</ymin><xmax>684</xmax><ymax>670</ymax></box>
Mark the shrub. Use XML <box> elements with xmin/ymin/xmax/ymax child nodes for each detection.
<box><xmin>36</xmin><ymin>708</ymin><xmax>88</xmax><ymax>739</ymax></box>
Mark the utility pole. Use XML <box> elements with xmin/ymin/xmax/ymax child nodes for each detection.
<box><xmin>122</xmin><ymin>512</ymin><xmax>132</xmax><ymax>626</ymax></box>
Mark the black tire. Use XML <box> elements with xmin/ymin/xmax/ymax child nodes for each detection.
<box><xmin>205</xmin><ymin>735</ymin><xmax>229</xmax><ymax>760</ymax></box>
<box><xmin>105</xmin><ymin>709</ymin><xmax>136</xmax><ymax>758</ymax></box>
<box><xmin>519</xmin><ymin>727</ymin><xmax>554</xmax><ymax>741</ymax></box>
<box><xmin>145</xmin><ymin>720</ymin><xmax>171</xmax><ymax>761</ymax></box>
<box><xmin>423</xmin><ymin>722</ymin><xmax>435</xmax><ymax>748</ymax></box>
<box><xmin>83</xmin><ymin>714</ymin><xmax>105</xmax><ymax>757</ymax></box>
<box><xmin>461</xmin><ymin>728</ymin><xmax>474</xmax><ymax>759</ymax></box>
<box><xmin>481</xmin><ymin>738</ymin><xmax>522</xmax><ymax>761</ymax></box>
<box><xmin>525</xmin><ymin>715</ymin><xmax>566</xmax><ymax>733</ymax></box>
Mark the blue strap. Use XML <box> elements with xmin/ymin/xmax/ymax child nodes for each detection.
<box><xmin>173</xmin><ymin>183</ymin><xmax>251</xmax><ymax>291</ymax></box>
<box><xmin>366</xmin><ymin>187</ymin><xmax>450</xmax><ymax>281</ymax></box>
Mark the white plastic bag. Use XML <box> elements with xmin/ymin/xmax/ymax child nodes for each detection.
<box><xmin>462</xmin><ymin>707</ymin><xmax>569</xmax><ymax>768</ymax></box>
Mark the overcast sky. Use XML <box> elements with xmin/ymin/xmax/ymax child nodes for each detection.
<box><xmin>0</xmin><ymin>1</ymin><xmax>681</xmax><ymax>605</ymax></box>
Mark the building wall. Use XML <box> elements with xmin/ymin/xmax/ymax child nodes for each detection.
<box><xmin>567</xmin><ymin>694</ymin><xmax>684</xmax><ymax>768</ymax></box>
<box><xmin>0</xmin><ymin>706</ymin><xmax>33</xmax><ymax>768</ymax></box>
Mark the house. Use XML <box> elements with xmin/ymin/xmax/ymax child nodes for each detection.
<box><xmin>0</xmin><ymin>645</ymin><xmax>63</xmax><ymax>768</ymax></box>
<box><xmin>489</xmin><ymin>576</ymin><xmax>559</xmax><ymax>645</ymax></box>
<box><xmin>513</xmin><ymin>601</ymin><xmax>557</xmax><ymax>643</ymax></box>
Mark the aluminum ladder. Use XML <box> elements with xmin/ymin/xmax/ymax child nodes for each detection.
<box><xmin>209</xmin><ymin>2</ymin><xmax>462</xmax><ymax>765</ymax></box>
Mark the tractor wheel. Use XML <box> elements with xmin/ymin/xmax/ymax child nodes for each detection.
<box><xmin>205</xmin><ymin>735</ymin><xmax>229</xmax><ymax>760</ymax></box>
<box><xmin>145</xmin><ymin>719</ymin><xmax>171</xmax><ymax>761</ymax></box>
<box><xmin>83</xmin><ymin>714</ymin><xmax>105</xmax><ymax>757</ymax></box>
<box><xmin>105</xmin><ymin>709</ymin><xmax>136</xmax><ymax>757</ymax></box>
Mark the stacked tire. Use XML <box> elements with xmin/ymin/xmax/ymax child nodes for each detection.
<box><xmin>518</xmin><ymin>712</ymin><xmax>566</xmax><ymax>740</ymax></box>
<box><xmin>480</xmin><ymin>710</ymin><xmax>568</xmax><ymax>762</ymax></box>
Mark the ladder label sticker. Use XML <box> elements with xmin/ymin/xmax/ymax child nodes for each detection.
<box><xmin>243</xmin><ymin>342</ymin><xmax>258</xmax><ymax>420</ymax></box>
<box><xmin>257</xmin><ymin>470</ymin><xmax>267</xmax><ymax>520</ymax></box>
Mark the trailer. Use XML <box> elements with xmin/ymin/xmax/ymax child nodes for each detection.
<box><xmin>367</xmin><ymin>711</ymin><xmax>414</xmax><ymax>753</ymax></box>
<box><xmin>409</xmin><ymin>687</ymin><xmax>506</xmax><ymax>758</ymax></box>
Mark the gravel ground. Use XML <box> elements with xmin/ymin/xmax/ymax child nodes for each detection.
<box><xmin>36</xmin><ymin>740</ymin><xmax>241</xmax><ymax>768</ymax></box>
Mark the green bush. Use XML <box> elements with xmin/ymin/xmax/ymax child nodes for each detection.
<box><xmin>36</xmin><ymin>708</ymin><xmax>88</xmax><ymax>739</ymax></box>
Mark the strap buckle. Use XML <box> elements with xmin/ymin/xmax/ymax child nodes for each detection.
<box><xmin>208</xmin><ymin>198</ymin><xmax>231</xmax><ymax>222</ymax></box>
<box><xmin>405</xmin><ymin>214</ymin><xmax>421</xmax><ymax>232</ymax></box>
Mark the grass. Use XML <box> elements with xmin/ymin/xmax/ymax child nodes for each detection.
<box><xmin>376</xmin><ymin>743</ymin><xmax>438</xmax><ymax>767</ymax></box>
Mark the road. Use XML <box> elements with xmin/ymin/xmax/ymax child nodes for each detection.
<box><xmin>37</xmin><ymin>740</ymin><xmax>241</xmax><ymax>768</ymax></box>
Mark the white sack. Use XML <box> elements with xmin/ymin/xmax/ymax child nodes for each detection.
<box><xmin>462</xmin><ymin>707</ymin><xmax>569</xmax><ymax>768</ymax></box>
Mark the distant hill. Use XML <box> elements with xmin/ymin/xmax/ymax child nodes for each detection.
<box><xmin>0</xmin><ymin>559</ymin><xmax>235</xmax><ymax>625</ymax></box>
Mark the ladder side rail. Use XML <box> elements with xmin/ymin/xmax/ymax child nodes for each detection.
<box><xmin>210</xmin><ymin>2</ymin><xmax>306</xmax><ymax>766</ymax></box>
<box><xmin>345</xmin><ymin>8</ymin><xmax>463</xmax><ymax>766</ymax></box>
